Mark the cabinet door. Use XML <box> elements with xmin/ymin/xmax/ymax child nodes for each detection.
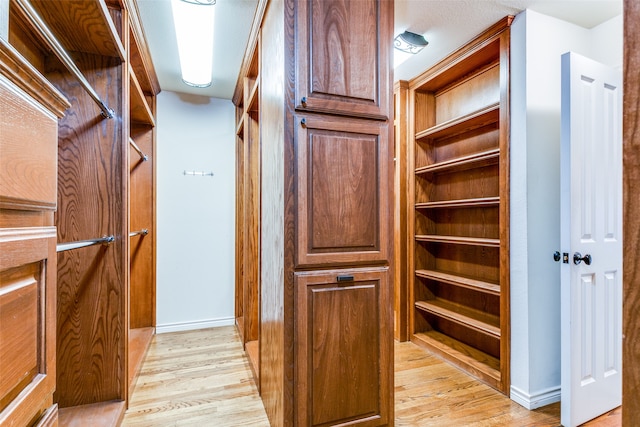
<box><xmin>296</xmin><ymin>115</ymin><xmax>391</xmax><ymax>267</ymax></box>
<box><xmin>0</xmin><ymin>228</ymin><xmax>57</xmax><ymax>427</ymax></box>
<box><xmin>295</xmin><ymin>268</ymin><xmax>391</xmax><ymax>427</ymax></box>
<box><xmin>295</xmin><ymin>0</ymin><xmax>392</xmax><ymax>120</ymax></box>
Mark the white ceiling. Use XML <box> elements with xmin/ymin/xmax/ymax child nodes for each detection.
<box><xmin>136</xmin><ymin>0</ymin><xmax>622</xmax><ymax>101</ymax></box>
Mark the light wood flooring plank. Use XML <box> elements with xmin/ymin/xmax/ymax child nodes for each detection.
<box><xmin>122</xmin><ymin>326</ymin><xmax>270</xmax><ymax>427</ymax></box>
<box><xmin>123</xmin><ymin>326</ymin><xmax>619</xmax><ymax>426</ymax></box>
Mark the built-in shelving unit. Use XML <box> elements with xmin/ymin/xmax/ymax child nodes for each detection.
<box><xmin>408</xmin><ymin>17</ymin><xmax>512</xmax><ymax>393</ymax></box>
<box><xmin>235</xmin><ymin>41</ymin><xmax>260</xmax><ymax>386</ymax></box>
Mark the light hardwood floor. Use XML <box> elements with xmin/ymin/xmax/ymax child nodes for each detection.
<box><xmin>122</xmin><ymin>327</ymin><xmax>618</xmax><ymax>426</ymax></box>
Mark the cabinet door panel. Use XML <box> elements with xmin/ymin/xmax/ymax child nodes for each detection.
<box><xmin>0</xmin><ymin>76</ymin><xmax>58</xmax><ymax>211</ymax></box>
<box><xmin>296</xmin><ymin>115</ymin><xmax>390</xmax><ymax>267</ymax></box>
<box><xmin>0</xmin><ymin>228</ymin><xmax>56</xmax><ymax>427</ymax></box>
<box><xmin>295</xmin><ymin>0</ymin><xmax>391</xmax><ymax>120</ymax></box>
<box><xmin>295</xmin><ymin>268</ymin><xmax>391</xmax><ymax>427</ymax></box>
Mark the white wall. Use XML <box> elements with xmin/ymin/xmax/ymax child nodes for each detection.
<box><xmin>510</xmin><ymin>10</ymin><xmax>622</xmax><ymax>409</ymax></box>
<box><xmin>155</xmin><ymin>91</ymin><xmax>236</xmax><ymax>332</ymax></box>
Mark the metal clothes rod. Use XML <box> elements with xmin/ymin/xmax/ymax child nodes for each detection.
<box><xmin>14</xmin><ymin>0</ymin><xmax>115</xmax><ymax>119</ymax></box>
<box><xmin>129</xmin><ymin>138</ymin><xmax>148</xmax><ymax>161</ymax></box>
<box><xmin>57</xmin><ymin>235</ymin><xmax>115</xmax><ymax>253</ymax></box>
<box><xmin>129</xmin><ymin>229</ymin><xmax>149</xmax><ymax>237</ymax></box>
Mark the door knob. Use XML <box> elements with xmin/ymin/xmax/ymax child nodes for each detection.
<box><xmin>573</xmin><ymin>252</ymin><xmax>592</xmax><ymax>265</ymax></box>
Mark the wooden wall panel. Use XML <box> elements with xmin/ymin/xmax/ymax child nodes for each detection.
<box><xmin>296</xmin><ymin>115</ymin><xmax>390</xmax><ymax>267</ymax></box>
<box><xmin>295</xmin><ymin>0</ymin><xmax>391</xmax><ymax>120</ymax></box>
<box><xmin>295</xmin><ymin>268</ymin><xmax>390</xmax><ymax>427</ymax></box>
<box><xmin>52</xmin><ymin>53</ymin><xmax>126</xmax><ymax>407</ymax></box>
<box><xmin>129</xmin><ymin>125</ymin><xmax>154</xmax><ymax>329</ymax></box>
<box><xmin>394</xmin><ymin>81</ymin><xmax>410</xmax><ymax>342</ymax></box>
<box><xmin>259</xmin><ymin>0</ymin><xmax>292</xmax><ymax>423</ymax></box>
<box><xmin>0</xmin><ymin>228</ymin><xmax>57</xmax><ymax>427</ymax></box>
<box><xmin>0</xmin><ymin>77</ymin><xmax>58</xmax><ymax>210</ymax></box>
<box><xmin>623</xmin><ymin>0</ymin><xmax>640</xmax><ymax>423</ymax></box>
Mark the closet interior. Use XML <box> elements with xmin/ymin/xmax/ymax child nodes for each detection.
<box><xmin>404</xmin><ymin>17</ymin><xmax>512</xmax><ymax>393</ymax></box>
<box><xmin>0</xmin><ymin>0</ymin><xmax>158</xmax><ymax>425</ymax></box>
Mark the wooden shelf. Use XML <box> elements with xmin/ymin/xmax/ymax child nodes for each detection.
<box><xmin>415</xmin><ymin>234</ymin><xmax>500</xmax><ymax>247</ymax></box>
<box><xmin>416</xmin><ymin>148</ymin><xmax>499</xmax><ymax>175</ymax></box>
<box><xmin>416</xmin><ymin>103</ymin><xmax>499</xmax><ymax>142</ymax></box>
<box><xmin>415</xmin><ymin>299</ymin><xmax>500</xmax><ymax>339</ymax></box>
<box><xmin>412</xmin><ymin>330</ymin><xmax>501</xmax><ymax>389</ymax></box>
<box><xmin>30</xmin><ymin>0</ymin><xmax>125</xmax><ymax>60</ymax></box>
<box><xmin>246</xmin><ymin>340</ymin><xmax>259</xmax><ymax>385</ymax></box>
<box><xmin>127</xmin><ymin>1</ymin><xmax>160</xmax><ymax>95</ymax></box>
<box><xmin>58</xmin><ymin>401</ymin><xmax>126</xmax><ymax>427</ymax></box>
<box><xmin>130</xmin><ymin>67</ymin><xmax>155</xmax><ymax>126</ymax></box>
<box><xmin>246</xmin><ymin>77</ymin><xmax>259</xmax><ymax>113</ymax></box>
<box><xmin>415</xmin><ymin>196</ymin><xmax>499</xmax><ymax>209</ymax></box>
<box><xmin>236</xmin><ymin>114</ymin><xmax>246</xmax><ymax>137</ymax></box>
<box><xmin>416</xmin><ymin>269</ymin><xmax>500</xmax><ymax>296</ymax></box>
<box><xmin>128</xmin><ymin>327</ymin><xmax>154</xmax><ymax>394</ymax></box>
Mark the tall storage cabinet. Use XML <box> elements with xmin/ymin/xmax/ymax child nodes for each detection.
<box><xmin>408</xmin><ymin>17</ymin><xmax>511</xmax><ymax>393</ymax></box>
<box><xmin>234</xmin><ymin>0</ymin><xmax>394</xmax><ymax>425</ymax></box>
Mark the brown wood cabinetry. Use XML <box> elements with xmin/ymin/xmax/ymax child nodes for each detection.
<box><xmin>0</xmin><ymin>37</ymin><xmax>68</xmax><ymax>427</ymax></box>
<box><xmin>3</xmin><ymin>0</ymin><xmax>158</xmax><ymax>424</ymax></box>
<box><xmin>294</xmin><ymin>0</ymin><xmax>390</xmax><ymax>120</ymax></box>
<box><xmin>407</xmin><ymin>17</ymin><xmax>511</xmax><ymax>393</ymax></box>
<box><xmin>296</xmin><ymin>114</ymin><xmax>390</xmax><ymax>267</ymax></box>
<box><xmin>234</xmin><ymin>0</ymin><xmax>393</xmax><ymax>425</ymax></box>
<box><xmin>295</xmin><ymin>268</ymin><xmax>391</xmax><ymax>427</ymax></box>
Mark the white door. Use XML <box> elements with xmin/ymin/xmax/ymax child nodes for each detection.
<box><xmin>560</xmin><ymin>52</ymin><xmax>622</xmax><ymax>427</ymax></box>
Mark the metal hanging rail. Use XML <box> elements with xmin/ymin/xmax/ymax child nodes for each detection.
<box><xmin>14</xmin><ymin>0</ymin><xmax>115</xmax><ymax>119</ymax></box>
<box><xmin>129</xmin><ymin>229</ymin><xmax>149</xmax><ymax>237</ymax></box>
<box><xmin>129</xmin><ymin>138</ymin><xmax>148</xmax><ymax>161</ymax></box>
<box><xmin>57</xmin><ymin>235</ymin><xmax>115</xmax><ymax>253</ymax></box>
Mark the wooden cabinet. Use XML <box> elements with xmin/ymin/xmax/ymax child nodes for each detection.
<box><xmin>0</xmin><ymin>38</ymin><xmax>68</xmax><ymax>427</ymax></box>
<box><xmin>295</xmin><ymin>268</ymin><xmax>391</xmax><ymax>427</ymax></box>
<box><xmin>295</xmin><ymin>114</ymin><xmax>390</xmax><ymax>267</ymax></box>
<box><xmin>234</xmin><ymin>0</ymin><xmax>393</xmax><ymax>425</ymax></box>
<box><xmin>294</xmin><ymin>0</ymin><xmax>391</xmax><ymax>120</ymax></box>
<box><xmin>407</xmin><ymin>17</ymin><xmax>511</xmax><ymax>393</ymax></box>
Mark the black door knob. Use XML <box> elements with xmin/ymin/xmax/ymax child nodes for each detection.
<box><xmin>573</xmin><ymin>252</ymin><xmax>592</xmax><ymax>265</ymax></box>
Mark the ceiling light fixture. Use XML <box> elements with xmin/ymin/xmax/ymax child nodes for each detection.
<box><xmin>394</xmin><ymin>31</ymin><xmax>428</xmax><ymax>54</ymax></box>
<box><xmin>171</xmin><ymin>0</ymin><xmax>215</xmax><ymax>88</ymax></box>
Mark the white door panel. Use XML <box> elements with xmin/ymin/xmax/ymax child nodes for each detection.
<box><xmin>560</xmin><ymin>52</ymin><xmax>622</xmax><ymax>427</ymax></box>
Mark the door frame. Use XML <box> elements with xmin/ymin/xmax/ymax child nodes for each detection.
<box><xmin>622</xmin><ymin>0</ymin><xmax>640</xmax><ymax>423</ymax></box>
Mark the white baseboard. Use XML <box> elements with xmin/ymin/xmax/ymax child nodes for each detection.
<box><xmin>510</xmin><ymin>385</ymin><xmax>561</xmax><ymax>410</ymax></box>
<box><xmin>156</xmin><ymin>317</ymin><xmax>235</xmax><ymax>334</ymax></box>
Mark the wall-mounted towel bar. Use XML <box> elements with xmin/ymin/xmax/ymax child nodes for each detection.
<box><xmin>129</xmin><ymin>229</ymin><xmax>149</xmax><ymax>237</ymax></box>
<box><xmin>57</xmin><ymin>235</ymin><xmax>115</xmax><ymax>253</ymax></box>
<box><xmin>129</xmin><ymin>138</ymin><xmax>149</xmax><ymax>161</ymax></box>
<box><xmin>184</xmin><ymin>170</ymin><xmax>214</xmax><ymax>177</ymax></box>
<box><xmin>13</xmin><ymin>0</ymin><xmax>115</xmax><ymax>119</ymax></box>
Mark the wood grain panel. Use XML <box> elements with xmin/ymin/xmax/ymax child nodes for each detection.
<box><xmin>295</xmin><ymin>268</ymin><xmax>390</xmax><ymax>427</ymax></box>
<box><xmin>29</xmin><ymin>0</ymin><xmax>125</xmax><ymax>59</ymax></box>
<box><xmin>394</xmin><ymin>81</ymin><xmax>410</xmax><ymax>342</ymax></box>
<box><xmin>258</xmin><ymin>0</ymin><xmax>292</xmax><ymax>422</ymax></box>
<box><xmin>243</xmin><ymin>113</ymin><xmax>260</xmax><ymax>346</ymax></box>
<box><xmin>623</xmin><ymin>0</ymin><xmax>640</xmax><ymax>423</ymax></box>
<box><xmin>0</xmin><ymin>73</ymin><xmax>58</xmax><ymax>210</ymax></box>
<box><xmin>434</xmin><ymin>63</ymin><xmax>500</xmax><ymax>124</ymax></box>
<box><xmin>296</xmin><ymin>114</ymin><xmax>390</xmax><ymax>267</ymax></box>
<box><xmin>295</xmin><ymin>0</ymin><xmax>391</xmax><ymax>119</ymax></box>
<box><xmin>129</xmin><ymin>126</ymin><xmax>154</xmax><ymax>329</ymax></box>
<box><xmin>0</xmin><ymin>264</ymin><xmax>38</xmax><ymax>412</ymax></box>
<box><xmin>0</xmin><ymin>228</ymin><xmax>57</xmax><ymax>427</ymax></box>
<box><xmin>51</xmin><ymin>52</ymin><xmax>126</xmax><ymax>408</ymax></box>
